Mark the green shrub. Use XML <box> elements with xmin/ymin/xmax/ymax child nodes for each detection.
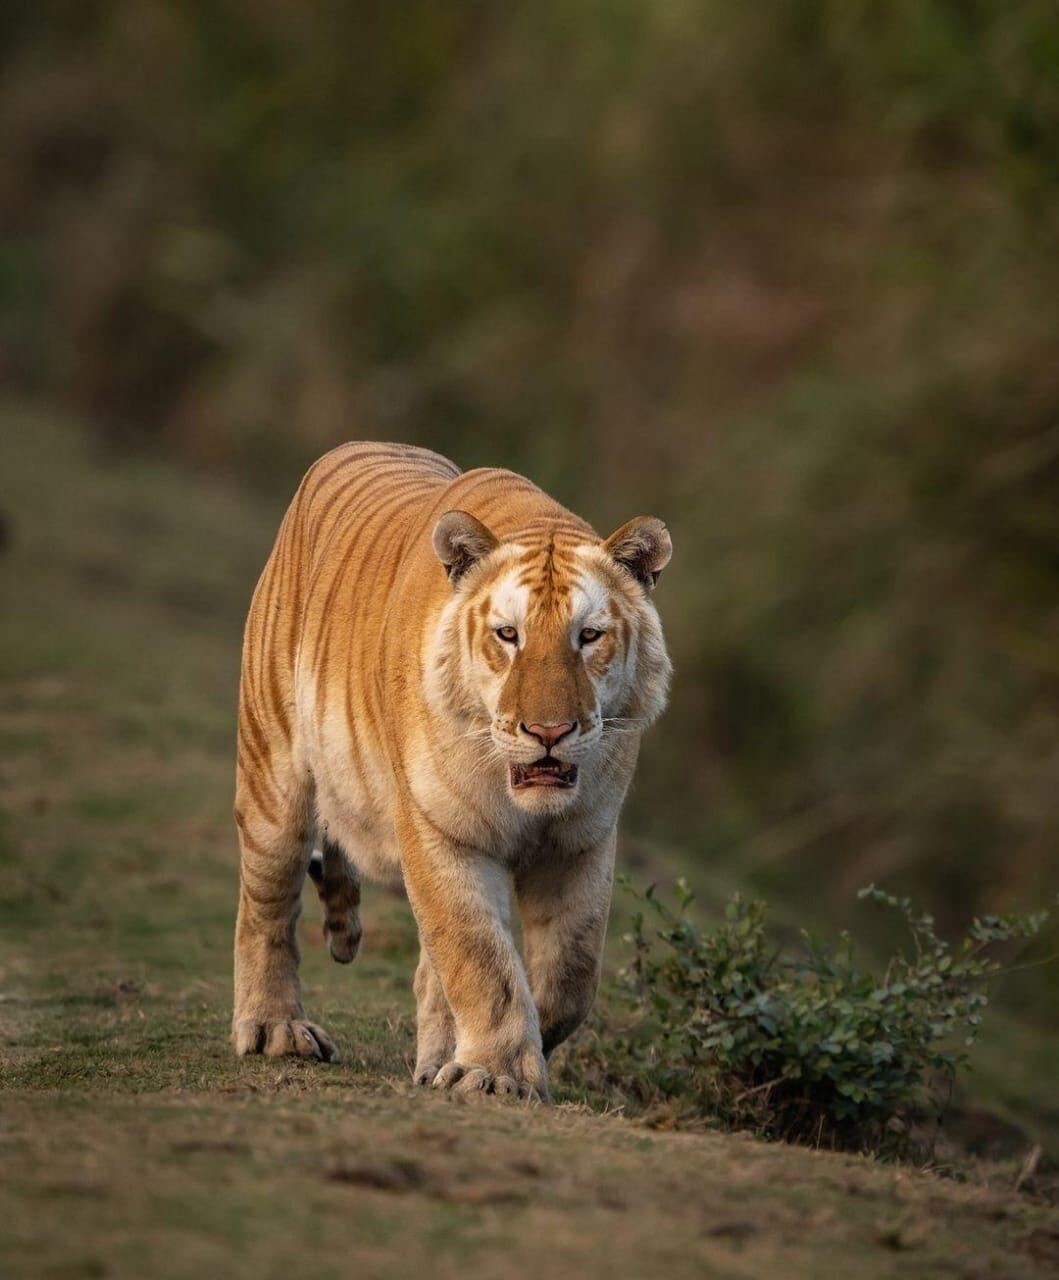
<box><xmin>567</xmin><ymin>880</ymin><xmax>1051</xmax><ymax>1152</ymax></box>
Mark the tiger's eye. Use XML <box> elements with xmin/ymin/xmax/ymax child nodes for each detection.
<box><xmin>579</xmin><ymin>627</ymin><xmax>603</xmax><ymax>646</ymax></box>
<box><xmin>496</xmin><ymin>625</ymin><xmax>518</xmax><ymax>644</ymax></box>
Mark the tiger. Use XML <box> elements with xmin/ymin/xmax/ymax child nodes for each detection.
<box><xmin>232</xmin><ymin>442</ymin><xmax>672</xmax><ymax>1101</ymax></box>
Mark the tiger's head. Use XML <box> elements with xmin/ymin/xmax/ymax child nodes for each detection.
<box><xmin>427</xmin><ymin>510</ymin><xmax>673</xmax><ymax>812</ymax></box>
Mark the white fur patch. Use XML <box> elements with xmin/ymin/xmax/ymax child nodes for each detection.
<box><xmin>568</xmin><ymin>571</ymin><xmax>612</xmax><ymax>645</ymax></box>
<box><xmin>488</xmin><ymin>567</ymin><xmax>532</xmax><ymax>646</ymax></box>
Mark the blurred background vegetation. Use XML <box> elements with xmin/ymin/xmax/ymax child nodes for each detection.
<box><xmin>2</xmin><ymin>3</ymin><xmax>1057</xmax><ymax>1020</ymax></box>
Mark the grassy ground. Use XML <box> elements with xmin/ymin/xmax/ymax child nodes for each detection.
<box><xmin>2</xmin><ymin>403</ymin><xmax>1057</xmax><ymax>1279</ymax></box>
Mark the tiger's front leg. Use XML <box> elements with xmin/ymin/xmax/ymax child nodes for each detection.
<box><xmin>516</xmin><ymin>833</ymin><xmax>615</xmax><ymax>1057</ymax></box>
<box><xmin>398</xmin><ymin>807</ymin><xmax>549</xmax><ymax>1101</ymax></box>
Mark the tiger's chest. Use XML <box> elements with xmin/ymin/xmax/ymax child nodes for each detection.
<box><xmin>297</xmin><ymin>668</ymin><xmax>403</xmax><ymax>887</ymax></box>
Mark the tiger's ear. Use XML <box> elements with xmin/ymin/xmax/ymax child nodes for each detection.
<box><xmin>432</xmin><ymin>510</ymin><xmax>499</xmax><ymax>583</ymax></box>
<box><xmin>603</xmin><ymin>516</ymin><xmax>672</xmax><ymax>591</ymax></box>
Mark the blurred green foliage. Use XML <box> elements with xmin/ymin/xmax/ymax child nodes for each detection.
<box><xmin>2</xmin><ymin>2</ymin><xmax>1057</xmax><ymax>1009</ymax></box>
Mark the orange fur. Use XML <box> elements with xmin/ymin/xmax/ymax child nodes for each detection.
<box><xmin>232</xmin><ymin>443</ymin><xmax>672</xmax><ymax>1098</ymax></box>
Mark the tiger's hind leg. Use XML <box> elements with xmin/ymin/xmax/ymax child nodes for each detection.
<box><xmin>307</xmin><ymin>838</ymin><xmax>363</xmax><ymax>964</ymax></box>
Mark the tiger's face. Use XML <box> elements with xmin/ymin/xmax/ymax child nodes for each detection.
<box><xmin>428</xmin><ymin>512</ymin><xmax>672</xmax><ymax>812</ymax></box>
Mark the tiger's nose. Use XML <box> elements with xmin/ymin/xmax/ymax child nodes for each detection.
<box><xmin>520</xmin><ymin>721</ymin><xmax>576</xmax><ymax>750</ymax></box>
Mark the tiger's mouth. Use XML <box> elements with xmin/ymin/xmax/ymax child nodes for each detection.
<box><xmin>509</xmin><ymin>757</ymin><xmax>579</xmax><ymax>790</ymax></box>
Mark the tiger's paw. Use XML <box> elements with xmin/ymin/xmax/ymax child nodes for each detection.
<box><xmin>413</xmin><ymin>1057</ymin><xmax>450</xmax><ymax>1088</ymax></box>
<box><xmin>323</xmin><ymin>913</ymin><xmax>362</xmax><ymax>964</ymax></box>
<box><xmin>232</xmin><ymin>1017</ymin><xmax>336</xmax><ymax>1062</ymax></box>
<box><xmin>428</xmin><ymin>1059</ymin><xmax>548</xmax><ymax>1103</ymax></box>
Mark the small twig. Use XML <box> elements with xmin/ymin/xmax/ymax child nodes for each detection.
<box><xmin>732</xmin><ymin>1077</ymin><xmax>781</xmax><ymax>1105</ymax></box>
<box><xmin>993</xmin><ymin>951</ymin><xmax>1059</xmax><ymax>979</ymax></box>
<box><xmin>1014</xmin><ymin>1144</ymin><xmax>1042</xmax><ymax>1194</ymax></box>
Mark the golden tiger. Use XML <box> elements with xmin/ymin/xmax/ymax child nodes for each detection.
<box><xmin>233</xmin><ymin>442</ymin><xmax>672</xmax><ymax>1100</ymax></box>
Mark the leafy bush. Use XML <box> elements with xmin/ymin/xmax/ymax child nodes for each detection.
<box><xmin>566</xmin><ymin>880</ymin><xmax>1051</xmax><ymax>1152</ymax></box>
